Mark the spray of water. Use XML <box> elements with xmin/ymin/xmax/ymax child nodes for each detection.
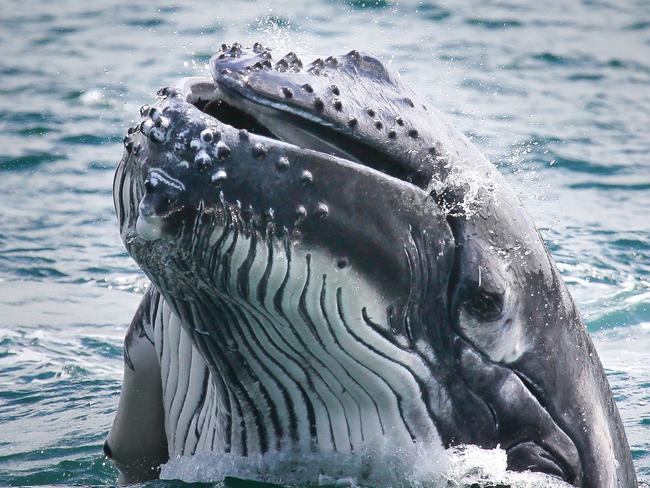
<box><xmin>160</xmin><ymin>441</ymin><xmax>571</xmax><ymax>488</ymax></box>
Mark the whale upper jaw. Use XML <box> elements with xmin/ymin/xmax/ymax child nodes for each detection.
<box><xmin>113</xmin><ymin>44</ymin><xmax>636</xmax><ymax>487</ymax></box>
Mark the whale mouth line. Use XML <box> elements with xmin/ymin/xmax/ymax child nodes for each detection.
<box><xmin>453</xmin><ymin>338</ymin><xmax>580</xmax><ymax>485</ymax></box>
<box><xmin>183</xmin><ymin>78</ymin><xmax>423</xmax><ymax>189</ymax></box>
<box><xmin>505</xmin><ymin>439</ymin><xmax>569</xmax><ymax>481</ymax></box>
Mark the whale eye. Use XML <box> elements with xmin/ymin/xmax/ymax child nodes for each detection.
<box><xmin>464</xmin><ymin>289</ymin><xmax>503</xmax><ymax>322</ymax></box>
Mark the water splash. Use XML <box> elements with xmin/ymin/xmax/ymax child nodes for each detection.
<box><xmin>160</xmin><ymin>442</ymin><xmax>571</xmax><ymax>487</ymax></box>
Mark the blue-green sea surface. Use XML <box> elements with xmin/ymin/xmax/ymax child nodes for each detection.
<box><xmin>0</xmin><ymin>0</ymin><xmax>648</xmax><ymax>486</ymax></box>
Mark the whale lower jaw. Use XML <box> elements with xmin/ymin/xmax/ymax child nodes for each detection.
<box><xmin>144</xmin><ymin>215</ymin><xmax>444</xmax><ymax>457</ymax></box>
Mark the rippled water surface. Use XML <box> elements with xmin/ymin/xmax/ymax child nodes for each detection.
<box><xmin>1</xmin><ymin>0</ymin><xmax>649</xmax><ymax>486</ymax></box>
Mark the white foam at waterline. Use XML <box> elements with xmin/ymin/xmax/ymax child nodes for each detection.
<box><xmin>161</xmin><ymin>440</ymin><xmax>446</xmax><ymax>487</ymax></box>
<box><xmin>160</xmin><ymin>443</ymin><xmax>571</xmax><ymax>488</ymax></box>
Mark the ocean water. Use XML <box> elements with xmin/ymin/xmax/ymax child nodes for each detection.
<box><xmin>0</xmin><ymin>0</ymin><xmax>648</xmax><ymax>486</ymax></box>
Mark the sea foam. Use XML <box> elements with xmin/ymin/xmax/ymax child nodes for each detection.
<box><xmin>160</xmin><ymin>441</ymin><xmax>571</xmax><ymax>488</ymax></box>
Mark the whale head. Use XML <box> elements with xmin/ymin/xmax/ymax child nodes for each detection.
<box><xmin>114</xmin><ymin>43</ymin><xmax>636</xmax><ymax>487</ymax></box>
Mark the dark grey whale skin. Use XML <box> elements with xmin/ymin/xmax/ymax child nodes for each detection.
<box><xmin>113</xmin><ymin>43</ymin><xmax>636</xmax><ymax>487</ymax></box>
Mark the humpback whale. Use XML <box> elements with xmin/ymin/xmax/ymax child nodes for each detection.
<box><xmin>105</xmin><ymin>43</ymin><xmax>637</xmax><ymax>487</ymax></box>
